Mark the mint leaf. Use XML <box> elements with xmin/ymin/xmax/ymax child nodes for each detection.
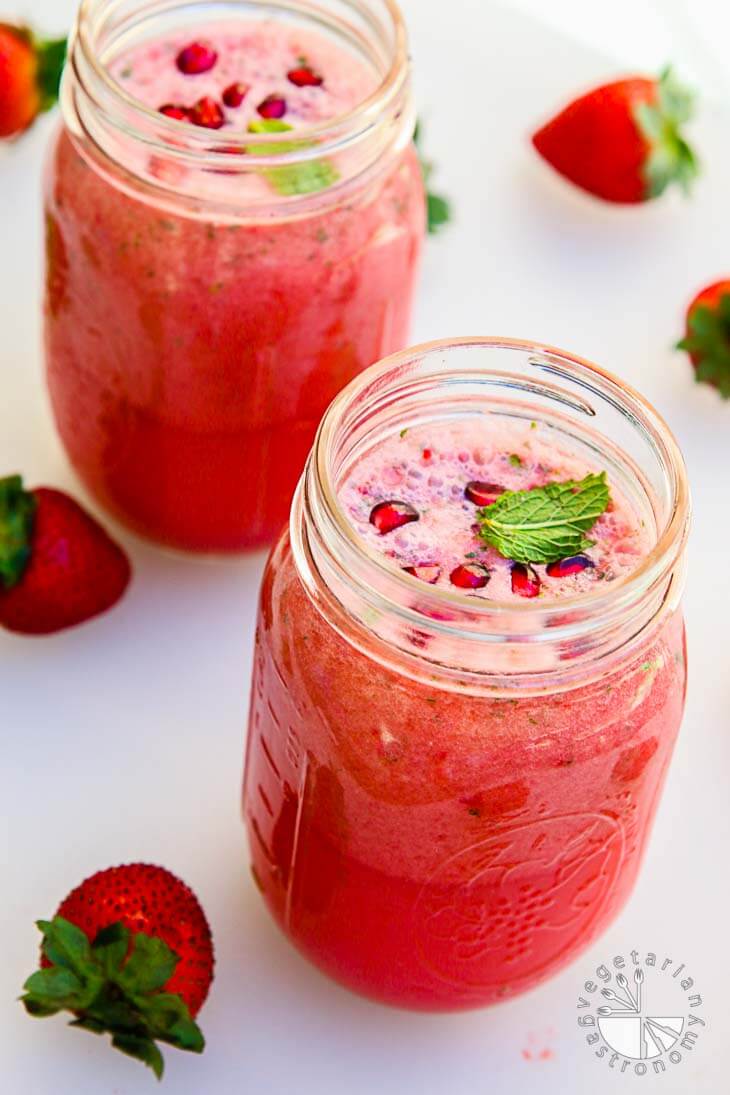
<box><xmin>247</xmin><ymin>119</ymin><xmax>339</xmax><ymax>195</ymax></box>
<box><xmin>426</xmin><ymin>192</ymin><xmax>451</xmax><ymax>234</ymax></box>
<box><xmin>414</xmin><ymin>120</ymin><xmax>452</xmax><ymax>234</ymax></box>
<box><xmin>477</xmin><ymin>472</ymin><xmax>610</xmax><ymax>564</ymax></box>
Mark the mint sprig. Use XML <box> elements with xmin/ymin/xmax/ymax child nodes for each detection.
<box><xmin>21</xmin><ymin>916</ymin><xmax>204</xmax><ymax>1080</ymax></box>
<box><xmin>414</xmin><ymin>120</ymin><xmax>452</xmax><ymax>234</ymax></box>
<box><xmin>247</xmin><ymin>119</ymin><xmax>339</xmax><ymax>196</ymax></box>
<box><xmin>477</xmin><ymin>472</ymin><xmax>610</xmax><ymax>565</ymax></box>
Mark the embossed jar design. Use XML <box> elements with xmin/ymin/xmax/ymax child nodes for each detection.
<box><xmin>243</xmin><ymin>338</ymin><xmax>690</xmax><ymax>1010</ymax></box>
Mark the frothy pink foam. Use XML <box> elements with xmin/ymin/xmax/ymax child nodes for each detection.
<box><xmin>111</xmin><ymin>20</ymin><xmax>378</xmax><ymax>131</ymax></box>
<box><xmin>339</xmin><ymin>420</ymin><xmax>653</xmax><ymax>602</ymax></box>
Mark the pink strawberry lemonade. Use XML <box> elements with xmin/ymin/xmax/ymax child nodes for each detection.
<box><xmin>341</xmin><ymin>420</ymin><xmax>651</xmax><ymax>600</ymax></box>
<box><xmin>45</xmin><ymin>11</ymin><xmax>423</xmax><ymax>550</ymax></box>
<box><xmin>245</xmin><ymin>412</ymin><xmax>687</xmax><ymax>1009</ymax></box>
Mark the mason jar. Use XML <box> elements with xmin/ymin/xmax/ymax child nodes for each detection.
<box><xmin>243</xmin><ymin>337</ymin><xmax>690</xmax><ymax>1010</ymax></box>
<box><xmin>45</xmin><ymin>0</ymin><xmax>424</xmax><ymax>551</ymax></box>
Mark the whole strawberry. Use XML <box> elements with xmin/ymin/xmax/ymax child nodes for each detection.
<box><xmin>532</xmin><ymin>67</ymin><xmax>698</xmax><ymax>203</ymax></box>
<box><xmin>0</xmin><ymin>23</ymin><xmax>66</xmax><ymax>138</ymax></box>
<box><xmin>22</xmin><ymin>864</ymin><xmax>214</xmax><ymax>1079</ymax></box>
<box><xmin>0</xmin><ymin>476</ymin><xmax>131</xmax><ymax>634</ymax></box>
<box><xmin>677</xmin><ymin>279</ymin><xmax>730</xmax><ymax>397</ymax></box>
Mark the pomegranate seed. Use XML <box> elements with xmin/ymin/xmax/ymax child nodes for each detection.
<box><xmin>287</xmin><ymin>65</ymin><xmax>323</xmax><ymax>87</ymax></box>
<box><xmin>422</xmin><ymin>448</ymin><xmax>432</xmax><ymax>461</ymax></box>
<box><xmin>257</xmin><ymin>95</ymin><xmax>287</xmax><ymax>119</ymax></box>
<box><xmin>369</xmin><ymin>500</ymin><xmax>419</xmax><ymax>535</ymax></box>
<box><xmin>222</xmin><ymin>82</ymin><xmax>249</xmax><ymax>108</ymax></box>
<box><xmin>176</xmin><ymin>42</ymin><xmax>218</xmax><ymax>75</ymax></box>
<box><xmin>403</xmin><ymin>563</ymin><xmax>441</xmax><ymax>584</ymax></box>
<box><xmin>190</xmin><ymin>97</ymin><xmax>225</xmax><ymax>130</ymax></box>
<box><xmin>465</xmin><ymin>481</ymin><xmax>506</xmax><ymax>506</ymax></box>
<box><xmin>511</xmin><ymin>563</ymin><xmax>541</xmax><ymax>598</ymax></box>
<box><xmin>450</xmin><ymin>563</ymin><xmax>490</xmax><ymax>590</ymax></box>
<box><xmin>546</xmin><ymin>554</ymin><xmax>595</xmax><ymax>578</ymax></box>
<box><xmin>159</xmin><ymin>103</ymin><xmax>191</xmax><ymax>121</ymax></box>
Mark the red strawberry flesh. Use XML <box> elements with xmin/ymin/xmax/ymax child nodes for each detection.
<box><xmin>464</xmin><ymin>480</ymin><xmax>505</xmax><ymax>506</ymax></box>
<box><xmin>176</xmin><ymin>41</ymin><xmax>218</xmax><ymax>75</ymax></box>
<box><xmin>531</xmin><ymin>69</ymin><xmax>698</xmax><ymax>204</ymax></box>
<box><xmin>43</xmin><ymin>863</ymin><xmax>214</xmax><ymax>1017</ymax></box>
<box><xmin>532</xmin><ymin>78</ymin><xmax>656</xmax><ymax>203</ymax></box>
<box><xmin>369</xmin><ymin>500</ymin><xmax>419</xmax><ymax>535</ymax></box>
<box><xmin>511</xmin><ymin>562</ymin><xmax>541</xmax><ymax>597</ymax></box>
<box><xmin>0</xmin><ymin>482</ymin><xmax>130</xmax><ymax>635</ymax></box>
<box><xmin>450</xmin><ymin>562</ymin><xmax>490</xmax><ymax>590</ymax></box>
<box><xmin>0</xmin><ymin>25</ymin><xmax>66</xmax><ymax>138</ymax></box>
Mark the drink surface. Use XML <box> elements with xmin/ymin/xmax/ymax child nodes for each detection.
<box><xmin>111</xmin><ymin>20</ymin><xmax>378</xmax><ymax>127</ymax></box>
<box><xmin>339</xmin><ymin>419</ymin><xmax>652</xmax><ymax>600</ymax></box>
<box><xmin>244</xmin><ymin>418</ymin><xmax>686</xmax><ymax>1009</ymax></box>
<box><xmin>45</xmin><ymin>15</ymin><xmax>424</xmax><ymax>551</ymax></box>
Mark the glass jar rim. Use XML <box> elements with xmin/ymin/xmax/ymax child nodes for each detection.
<box><xmin>291</xmin><ymin>336</ymin><xmax>690</xmax><ymax>695</ymax></box>
<box><xmin>310</xmin><ymin>336</ymin><xmax>690</xmax><ymax>625</ymax></box>
<box><xmin>72</xmin><ymin>0</ymin><xmax>410</xmax><ymax>162</ymax></box>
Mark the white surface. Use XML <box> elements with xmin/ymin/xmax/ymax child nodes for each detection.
<box><xmin>1</xmin><ymin>2</ymin><xmax>729</xmax><ymax>1092</ymax></box>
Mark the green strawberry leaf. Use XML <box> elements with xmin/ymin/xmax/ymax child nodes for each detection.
<box><xmin>38</xmin><ymin>916</ymin><xmax>93</xmax><ymax>973</ymax></box>
<box><xmin>635</xmin><ymin>66</ymin><xmax>699</xmax><ymax>199</ymax></box>
<box><xmin>35</xmin><ymin>35</ymin><xmax>67</xmax><ymax>113</ymax></box>
<box><xmin>24</xmin><ymin>966</ymin><xmax>84</xmax><ymax>1000</ymax></box>
<box><xmin>20</xmin><ymin>916</ymin><xmax>206</xmax><ymax>1080</ymax></box>
<box><xmin>677</xmin><ymin>291</ymin><xmax>730</xmax><ymax>398</ymax></box>
<box><xmin>23</xmin><ymin>997</ymin><xmax>62</xmax><ymax>1018</ymax></box>
<box><xmin>247</xmin><ymin>119</ymin><xmax>339</xmax><ymax>195</ymax></box>
<box><xmin>112</xmin><ymin>1034</ymin><xmax>165</xmax><ymax>1080</ymax></box>
<box><xmin>118</xmin><ymin>933</ymin><xmax>178</xmax><ymax>994</ymax></box>
<box><xmin>477</xmin><ymin>472</ymin><xmax>610</xmax><ymax>565</ymax></box>
<box><xmin>0</xmin><ymin>475</ymin><xmax>36</xmax><ymax>590</ymax></box>
<box><xmin>69</xmin><ymin>1015</ymin><xmax>107</xmax><ymax>1034</ymax></box>
<box><xmin>92</xmin><ymin>922</ymin><xmax>130</xmax><ymax>976</ymax></box>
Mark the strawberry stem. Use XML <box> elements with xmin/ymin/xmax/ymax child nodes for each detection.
<box><xmin>634</xmin><ymin>66</ymin><xmax>699</xmax><ymax>199</ymax></box>
<box><xmin>0</xmin><ymin>475</ymin><xmax>36</xmax><ymax>590</ymax></box>
<box><xmin>21</xmin><ymin>917</ymin><xmax>205</xmax><ymax>1081</ymax></box>
<box><xmin>677</xmin><ymin>292</ymin><xmax>730</xmax><ymax>398</ymax></box>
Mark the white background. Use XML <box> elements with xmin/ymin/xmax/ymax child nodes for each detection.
<box><xmin>2</xmin><ymin>1</ymin><xmax>729</xmax><ymax>1092</ymax></box>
